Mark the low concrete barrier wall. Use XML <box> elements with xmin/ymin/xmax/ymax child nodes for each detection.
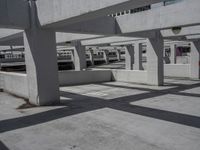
<box><xmin>112</xmin><ymin>70</ymin><xmax>147</xmax><ymax>84</ymax></box>
<box><xmin>164</xmin><ymin>64</ymin><xmax>190</xmax><ymax>78</ymax></box>
<box><xmin>59</xmin><ymin>70</ymin><xmax>112</xmax><ymax>86</ymax></box>
<box><xmin>0</xmin><ymin>66</ymin><xmax>191</xmax><ymax>99</ymax></box>
<box><xmin>0</xmin><ymin>72</ymin><xmax>28</xmax><ymax>98</ymax></box>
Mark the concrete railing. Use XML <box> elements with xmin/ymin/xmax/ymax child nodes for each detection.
<box><xmin>0</xmin><ymin>65</ymin><xmax>191</xmax><ymax>99</ymax></box>
<box><xmin>164</xmin><ymin>64</ymin><xmax>190</xmax><ymax>78</ymax></box>
<box><xmin>0</xmin><ymin>72</ymin><xmax>28</xmax><ymax>99</ymax></box>
<box><xmin>112</xmin><ymin>70</ymin><xmax>147</xmax><ymax>84</ymax></box>
<box><xmin>59</xmin><ymin>70</ymin><xmax>112</xmax><ymax>86</ymax></box>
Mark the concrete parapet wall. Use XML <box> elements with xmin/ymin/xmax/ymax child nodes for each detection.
<box><xmin>0</xmin><ymin>72</ymin><xmax>28</xmax><ymax>99</ymax></box>
<box><xmin>164</xmin><ymin>64</ymin><xmax>190</xmax><ymax>78</ymax></box>
<box><xmin>0</xmin><ymin>66</ymin><xmax>191</xmax><ymax>99</ymax></box>
<box><xmin>112</xmin><ymin>70</ymin><xmax>147</xmax><ymax>84</ymax></box>
<box><xmin>59</xmin><ymin>70</ymin><xmax>112</xmax><ymax>86</ymax></box>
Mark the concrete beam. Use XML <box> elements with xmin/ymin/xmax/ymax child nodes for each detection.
<box><xmin>81</xmin><ymin>36</ymin><xmax>143</xmax><ymax>46</ymax></box>
<box><xmin>161</xmin><ymin>25</ymin><xmax>200</xmax><ymax>38</ymax></box>
<box><xmin>0</xmin><ymin>0</ymin><xmax>29</xmax><ymax>29</ymax></box>
<box><xmin>116</xmin><ymin>0</ymin><xmax>200</xmax><ymax>34</ymax></box>
<box><xmin>55</xmin><ymin>16</ymin><xmax>117</xmax><ymax>35</ymax></box>
<box><xmin>187</xmin><ymin>34</ymin><xmax>200</xmax><ymax>40</ymax></box>
<box><xmin>110</xmin><ymin>39</ymin><xmax>146</xmax><ymax>46</ymax></box>
<box><xmin>36</xmin><ymin>0</ymin><xmax>163</xmax><ymax>28</ymax></box>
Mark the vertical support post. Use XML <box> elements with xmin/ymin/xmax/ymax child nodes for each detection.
<box><xmin>72</xmin><ymin>41</ymin><xmax>86</xmax><ymax>71</ymax></box>
<box><xmin>146</xmin><ymin>31</ymin><xmax>164</xmax><ymax>86</ymax></box>
<box><xmin>134</xmin><ymin>42</ymin><xmax>143</xmax><ymax>70</ymax></box>
<box><xmin>125</xmin><ymin>45</ymin><xmax>134</xmax><ymax>70</ymax></box>
<box><xmin>190</xmin><ymin>41</ymin><xmax>200</xmax><ymax>79</ymax></box>
<box><xmin>23</xmin><ymin>0</ymin><xmax>60</xmax><ymax>106</ymax></box>
<box><xmin>116</xmin><ymin>49</ymin><xmax>121</xmax><ymax>61</ymax></box>
<box><xmin>88</xmin><ymin>49</ymin><xmax>94</xmax><ymax>66</ymax></box>
<box><xmin>103</xmin><ymin>50</ymin><xmax>109</xmax><ymax>64</ymax></box>
<box><xmin>170</xmin><ymin>43</ymin><xmax>176</xmax><ymax>64</ymax></box>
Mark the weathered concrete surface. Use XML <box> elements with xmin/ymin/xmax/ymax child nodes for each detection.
<box><xmin>0</xmin><ymin>78</ymin><xmax>200</xmax><ymax>150</ymax></box>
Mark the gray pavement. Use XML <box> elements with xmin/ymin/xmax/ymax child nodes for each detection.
<box><xmin>0</xmin><ymin>78</ymin><xmax>200</xmax><ymax>150</ymax></box>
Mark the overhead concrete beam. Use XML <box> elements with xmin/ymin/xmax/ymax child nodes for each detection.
<box><xmin>81</xmin><ymin>36</ymin><xmax>143</xmax><ymax>46</ymax></box>
<box><xmin>161</xmin><ymin>25</ymin><xmax>200</xmax><ymax>38</ymax></box>
<box><xmin>56</xmin><ymin>33</ymin><xmax>103</xmax><ymax>44</ymax></box>
<box><xmin>110</xmin><ymin>39</ymin><xmax>146</xmax><ymax>46</ymax></box>
<box><xmin>0</xmin><ymin>0</ymin><xmax>29</xmax><ymax>29</ymax></box>
<box><xmin>0</xmin><ymin>31</ymin><xmax>103</xmax><ymax>46</ymax></box>
<box><xmin>55</xmin><ymin>16</ymin><xmax>117</xmax><ymax>35</ymax></box>
<box><xmin>116</xmin><ymin>0</ymin><xmax>200</xmax><ymax>34</ymax></box>
<box><xmin>187</xmin><ymin>34</ymin><xmax>200</xmax><ymax>40</ymax></box>
<box><xmin>37</xmin><ymin>0</ymin><xmax>163</xmax><ymax>28</ymax></box>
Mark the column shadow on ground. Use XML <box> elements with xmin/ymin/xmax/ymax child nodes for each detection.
<box><xmin>0</xmin><ymin>81</ymin><xmax>200</xmax><ymax>133</ymax></box>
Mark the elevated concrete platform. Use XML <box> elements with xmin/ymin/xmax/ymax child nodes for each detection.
<box><xmin>0</xmin><ymin>78</ymin><xmax>200</xmax><ymax>150</ymax></box>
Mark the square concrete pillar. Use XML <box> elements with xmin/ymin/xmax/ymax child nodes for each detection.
<box><xmin>170</xmin><ymin>43</ymin><xmax>176</xmax><ymax>64</ymax></box>
<box><xmin>23</xmin><ymin>29</ymin><xmax>60</xmax><ymax>106</ymax></box>
<box><xmin>103</xmin><ymin>50</ymin><xmax>109</xmax><ymax>64</ymax></box>
<box><xmin>134</xmin><ymin>42</ymin><xmax>143</xmax><ymax>70</ymax></box>
<box><xmin>146</xmin><ymin>32</ymin><xmax>164</xmax><ymax>86</ymax></box>
<box><xmin>190</xmin><ymin>41</ymin><xmax>200</xmax><ymax>79</ymax></box>
<box><xmin>116</xmin><ymin>49</ymin><xmax>121</xmax><ymax>61</ymax></box>
<box><xmin>125</xmin><ymin>45</ymin><xmax>134</xmax><ymax>70</ymax></box>
<box><xmin>88</xmin><ymin>49</ymin><xmax>95</xmax><ymax>66</ymax></box>
<box><xmin>72</xmin><ymin>41</ymin><xmax>86</xmax><ymax>71</ymax></box>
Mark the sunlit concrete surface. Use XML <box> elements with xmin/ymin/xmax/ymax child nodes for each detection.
<box><xmin>0</xmin><ymin>78</ymin><xmax>200</xmax><ymax>150</ymax></box>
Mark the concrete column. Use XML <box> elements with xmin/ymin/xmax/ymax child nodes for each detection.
<box><xmin>24</xmin><ymin>30</ymin><xmax>60</xmax><ymax>106</ymax></box>
<box><xmin>146</xmin><ymin>32</ymin><xmax>164</xmax><ymax>86</ymax></box>
<box><xmin>72</xmin><ymin>41</ymin><xmax>86</xmax><ymax>71</ymax></box>
<box><xmin>88</xmin><ymin>49</ymin><xmax>94</xmax><ymax>66</ymax></box>
<box><xmin>103</xmin><ymin>50</ymin><xmax>109</xmax><ymax>64</ymax></box>
<box><xmin>134</xmin><ymin>42</ymin><xmax>143</xmax><ymax>70</ymax></box>
<box><xmin>125</xmin><ymin>45</ymin><xmax>134</xmax><ymax>70</ymax></box>
<box><xmin>116</xmin><ymin>49</ymin><xmax>121</xmax><ymax>61</ymax></box>
<box><xmin>23</xmin><ymin>0</ymin><xmax>60</xmax><ymax>106</ymax></box>
<box><xmin>190</xmin><ymin>41</ymin><xmax>200</xmax><ymax>79</ymax></box>
<box><xmin>170</xmin><ymin>43</ymin><xmax>176</xmax><ymax>64</ymax></box>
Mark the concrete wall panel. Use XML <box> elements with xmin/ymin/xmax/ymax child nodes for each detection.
<box><xmin>0</xmin><ymin>72</ymin><xmax>28</xmax><ymax>98</ymax></box>
<box><xmin>164</xmin><ymin>64</ymin><xmax>190</xmax><ymax>78</ymax></box>
<box><xmin>59</xmin><ymin>70</ymin><xmax>112</xmax><ymax>86</ymax></box>
<box><xmin>112</xmin><ymin>70</ymin><xmax>147</xmax><ymax>84</ymax></box>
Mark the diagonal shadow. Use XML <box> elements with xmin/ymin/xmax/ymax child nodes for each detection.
<box><xmin>0</xmin><ymin>141</ymin><xmax>9</xmax><ymax>150</ymax></box>
<box><xmin>0</xmin><ymin>94</ymin><xmax>105</xmax><ymax>133</ymax></box>
<box><xmin>109</xmin><ymin>104</ymin><xmax>200</xmax><ymax>128</ymax></box>
<box><xmin>0</xmin><ymin>81</ymin><xmax>200</xmax><ymax>133</ymax></box>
